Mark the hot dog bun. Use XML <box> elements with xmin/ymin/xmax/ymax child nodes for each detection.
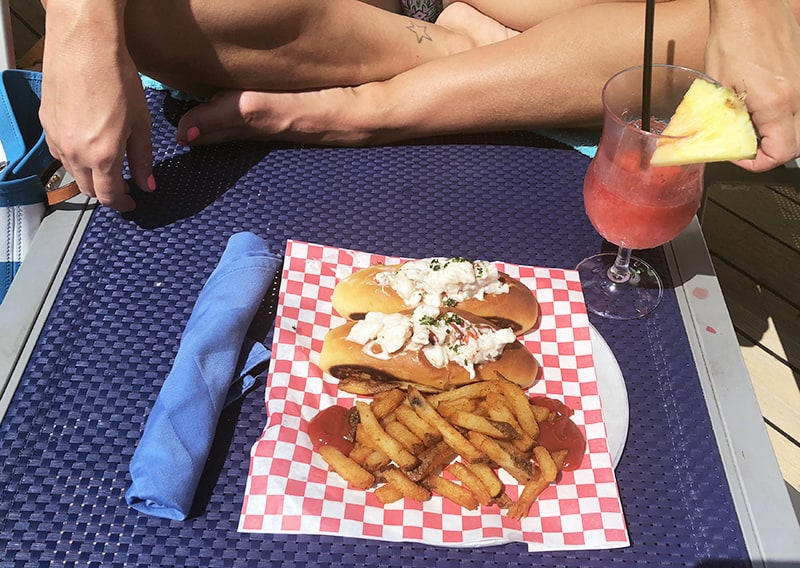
<box><xmin>332</xmin><ymin>258</ymin><xmax>539</xmax><ymax>335</ymax></box>
<box><xmin>320</xmin><ymin>307</ymin><xmax>540</xmax><ymax>393</ymax></box>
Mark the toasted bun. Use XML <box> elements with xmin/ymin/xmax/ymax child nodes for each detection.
<box><xmin>332</xmin><ymin>263</ymin><xmax>539</xmax><ymax>335</ymax></box>
<box><xmin>319</xmin><ymin>310</ymin><xmax>540</xmax><ymax>393</ymax></box>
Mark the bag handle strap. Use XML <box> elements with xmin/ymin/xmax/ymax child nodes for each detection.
<box><xmin>45</xmin><ymin>180</ymin><xmax>80</xmax><ymax>205</ymax></box>
<box><xmin>41</xmin><ymin>161</ymin><xmax>81</xmax><ymax>206</ymax></box>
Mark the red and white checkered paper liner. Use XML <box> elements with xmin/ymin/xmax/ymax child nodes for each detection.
<box><xmin>239</xmin><ymin>241</ymin><xmax>629</xmax><ymax>551</ymax></box>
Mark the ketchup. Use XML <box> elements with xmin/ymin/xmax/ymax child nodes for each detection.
<box><xmin>531</xmin><ymin>396</ymin><xmax>586</xmax><ymax>471</ymax></box>
<box><xmin>307</xmin><ymin>405</ymin><xmax>355</xmax><ymax>455</ymax></box>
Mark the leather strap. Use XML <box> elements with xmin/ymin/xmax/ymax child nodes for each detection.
<box><xmin>41</xmin><ymin>161</ymin><xmax>82</xmax><ymax>206</ymax></box>
<box><xmin>46</xmin><ymin>180</ymin><xmax>81</xmax><ymax>206</ymax></box>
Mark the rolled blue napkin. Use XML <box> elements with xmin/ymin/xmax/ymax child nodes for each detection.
<box><xmin>126</xmin><ymin>231</ymin><xmax>282</xmax><ymax>520</ymax></box>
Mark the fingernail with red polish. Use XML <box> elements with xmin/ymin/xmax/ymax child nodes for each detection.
<box><xmin>147</xmin><ymin>174</ymin><xmax>157</xmax><ymax>191</ymax></box>
<box><xmin>186</xmin><ymin>126</ymin><xmax>200</xmax><ymax>143</ymax></box>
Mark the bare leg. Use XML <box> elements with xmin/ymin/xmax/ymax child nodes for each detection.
<box><xmin>174</xmin><ymin>0</ymin><xmax>708</xmax><ymax>146</ymax></box>
<box><xmin>441</xmin><ymin>0</ymin><xmax>677</xmax><ymax>31</ymax></box>
<box><xmin>435</xmin><ymin>3</ymin><xmax>520</xmax><ymax>44</ymax></box>
<box><xmin>124</xmin><ymin>0</ymin><xmax>475</xmax><ymax>96</ymax></box>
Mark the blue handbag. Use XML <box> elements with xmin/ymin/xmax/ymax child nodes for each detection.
<box><xmin>0</xmin><ymin>69</ymin><xmax>79</xmax><ymax>304</ymax></box>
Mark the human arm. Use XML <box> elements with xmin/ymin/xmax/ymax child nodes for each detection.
<box><xmin>40</xmin><ymin>0</ymin><xmax>155</xmax><ymax>212</ymax></box>
<box><xmin>705</xmin><ymin>0</ymin><xmax>800</xmax><ymax>172</ymax></box>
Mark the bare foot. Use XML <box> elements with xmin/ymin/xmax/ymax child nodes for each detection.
<box><xmin>175</xmin><ymin>88</ymin><xmax>371</xmax><ymax>147</ymax></box>
<box><xmin>174</xmin><ymin>4</ymin><xmax>520</xmax><ymax>149</ymax></box>
<box><xmin>435</xmin><ymin>2</ymin><xmax>520</xmax><ymax>47</ymax></box>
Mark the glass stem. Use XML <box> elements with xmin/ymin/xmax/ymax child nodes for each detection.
<box><xmin>607</xmin><ymin>247</ymin><xmax>633</xmax><ymax>284</ymax></box>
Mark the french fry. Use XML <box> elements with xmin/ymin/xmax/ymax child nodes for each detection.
<box><xmin>534</xmin><ymin>445</ymin><xmax>558</xmax><ymax>483</ymax></box>
<box><xmin>408</xmin><ymin>386</ymin><xmax>484</xmax><ymax>463</ymax></box>
<box><xmin>356</xmin><ymin>401</ymin><xmax>419</xmax><ymax>470</ymax></box>
<box><xmin>494</xmin><ymin>492</ymin><xmax>514</xmax><ymax>509</ymax></box>
<box><xmin>395</xmin><ymin>403</ymin><xmax>442</xmax><ymax>446</ymax></box>
<box><xmin>468</xmin><ymin>431</ymin><xmax>533</xmax><ymax>484</ymax></box>
<box><xmin>355</xmin><ymin>425</ymin><xmax>390</xmax><ymax>459</ymax></box>
<box><xmin>374</xmin><ymin>482</ymin><xmax>404</xmax><ymax>504</ymax></box>
<box><xmin>406</xmin><ymin>440</ymin><xmax>456</xmax><ymax>482</ymax></box>
<box><xmin>481</xmin><ymin>393</ymin><xmax>535</xmax><ymax>452</ymax></box>
<box><xmin>427</xmin><ymin>381</ymin><xmax>492</xmax><ymax>407</ymax></box>
<box><xmin>492</xmin><ymin>375</ymin><xmax>540</xmax><ymax>440</ymax></box>
<box><xmin>447</xmin><ymin>461</ymin><xmax>493</xmax><ymax>506</ymax></box>
<box><xmin>424</xmin><ymin>475</ymin><xmax>479</xmax><ymax>510</ymax></box>
<box><xmin>385</xmin><ymin>420</ymin><xmax>425</xmax><ymax>455</ymax></box>
<box><xmin>464</xmin><ymin>462</ymin><xmax>504</xmax><ymax>499</ymax></box>
<box><xmin>319</xmin><ymin>445</ymin><xmax>375</xmax><ymax>490</ymax></box>
<box><xmin>371</xmin><ymin>388</ymin><xmax>407</xmax><ymax>420</ymax></box>
<box><xmin>379</xmin><ymin>411</ymin><xmax>397</xmax><ymax>427</ymax></box>
<box><xmin>435</xmin><ymin>396</ymin><xmax>480</xmax><ymax>417</ymax></box>
<box><xmin>383</xmin><ymin>466</ymin><xmax>432</xmax><ymax>502</ymax></box>
<box><xmin>495</xmin><ymin>438</ymin><xmax>534</xmax><ymax>465</ymax></box>
<box><xmin>445</xmin><ymin>410</ymin><xmax>519</xmax><ymax>440</ymax></box>
<box><xmin>315</xmin><ymin>366</ymin><xmax>581</xmax><ymax>519</ymax></box>
<box><xmin>362</xmin><ymin>448</ymin><xmax>392</xmax><ymax>472</ymax></box>
<box><xmin>352</xmin><ymin>431</ymin><xmax>393</xmax><ymax>472</ymax></box>
<box><xmin>508</xmin><ymin>448</ymin><xmax>569</xmax><ymax>519</ymax></box>
<box><xmin>551</xmin><ymin>449</ymin><xmax>569</xmax><ymax>472</ymax></box>
<box><xmin>348</xmin><ymin>443</ymin><xmax>375</xmax><ymax>464</ymax></box>
<box><xmin>530</xmin><ymin>404</ymin><xmax>554</xmax><ymax>423</ymax></box>
<box><xmin>507</xmin><ymin>473</ymin><xmax>549</xmax><ymax>520</ymax></box>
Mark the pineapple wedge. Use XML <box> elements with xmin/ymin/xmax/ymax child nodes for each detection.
<box><xmin>650</xmin><ymin>78</ymin><xmax>757</xmax><ymax>166</ymax></box>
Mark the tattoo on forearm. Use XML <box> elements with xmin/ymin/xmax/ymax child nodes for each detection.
<box><xmin>406</xmin><ymin>21</ymin><xmax>433</xmax><ymax>43</ymax></box>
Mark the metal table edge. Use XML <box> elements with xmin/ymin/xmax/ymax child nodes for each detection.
<box><xmin>0</xmin><ymin>196</ymin><xmax>95</xmax><ymax>423</ymax></box>
<box><xmin>667</xmin><ymin>218</ymin><xmax>800</xmax><ymax>566</ymax></box>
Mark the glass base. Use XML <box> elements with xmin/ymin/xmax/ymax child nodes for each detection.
<box><xmin>576</xmin><ymin>253</ymin><xmax>663</xmax><ymax>320</ymax></box>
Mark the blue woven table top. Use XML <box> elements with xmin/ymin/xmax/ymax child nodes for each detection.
<box><xmin>0</xmin><ymin>91</ymin><xmax>748</xmax><ymax>567</ymax></box>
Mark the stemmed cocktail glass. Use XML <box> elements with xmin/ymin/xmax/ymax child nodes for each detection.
<box><xmin>577</xmin><ymin>64</ymin><xmax>708</xmax><ymax>320</ymax></box>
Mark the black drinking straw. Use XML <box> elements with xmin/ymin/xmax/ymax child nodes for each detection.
<box><xmin>641</xmin><ymin>0</ymin><xmax>656</xmax><ymax>132</ymax></box>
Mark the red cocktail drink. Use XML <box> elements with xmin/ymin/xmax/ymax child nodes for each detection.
<box><xmin>583</xmin><ymin>145</ymin><xmax>703</xmax><ymax>250</ymax></box>
<box><xmin>577</xmin><ymin>65</ymin><xmax>710</xmax><ymax>320</ymax></box>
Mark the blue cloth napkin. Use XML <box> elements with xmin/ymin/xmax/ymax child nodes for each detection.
<box><xmin>126</xmin><ymin>232</ymin><xmax>282</xmax><ymax>520</ymax></box>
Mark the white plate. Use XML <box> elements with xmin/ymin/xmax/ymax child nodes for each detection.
<box><xmin>590</xmin><ymin>324</ymin><xmax>629</xmax><ymax>468</ymax></box>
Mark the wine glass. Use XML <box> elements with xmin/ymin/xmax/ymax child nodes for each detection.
<box><xmin>577</xmin><ymin>64</ymin><xmax>708</xmax><ymax>320</ymax></box>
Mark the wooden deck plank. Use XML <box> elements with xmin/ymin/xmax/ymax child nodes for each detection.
<box><xmin>9</xmin><ymin>0</ymin><xmax>44</xmax><ymax>36</ymax></box>
<box><xmin>9</xmin><ymin>0</ymin><xmax>44</xmax><ymax>65</ymax></box>
<box><xmin>739</xmin><ymin>337</ymin><xmax>800</xmax><ymax>448</ymax></box>
<box><xmin>767</xmin><ymin>424</ymin><xmax>800</xmax><ymax>494</ymax></box>
<box><xmin>703</xmin><ymin>163</ymin><xmax>800</xmax><ymax>505</ymax></box>
<box><xmin>702</xmin><ymin>200</ymin><xmax>799</xmax><ymax>306</ymax></box>
<box><xmin>711</xmin><ymin>255</ymin><xmax>800</xmax><ymax>370</ymax></box>
<box><xmin>709</xmin><ymin>183</ymin><xmax>800</xmax><ymax>252</ymax></box>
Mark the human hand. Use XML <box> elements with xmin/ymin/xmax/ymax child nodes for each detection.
<box><xmin>706</xmin><ymin>0</ymin><xmax>800</xmax><ymax>172</ymax></box>
<box><xmin>39</xmin><ymin>0</ymin><xmax>155</xmax><ymax>211</ymax></box>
